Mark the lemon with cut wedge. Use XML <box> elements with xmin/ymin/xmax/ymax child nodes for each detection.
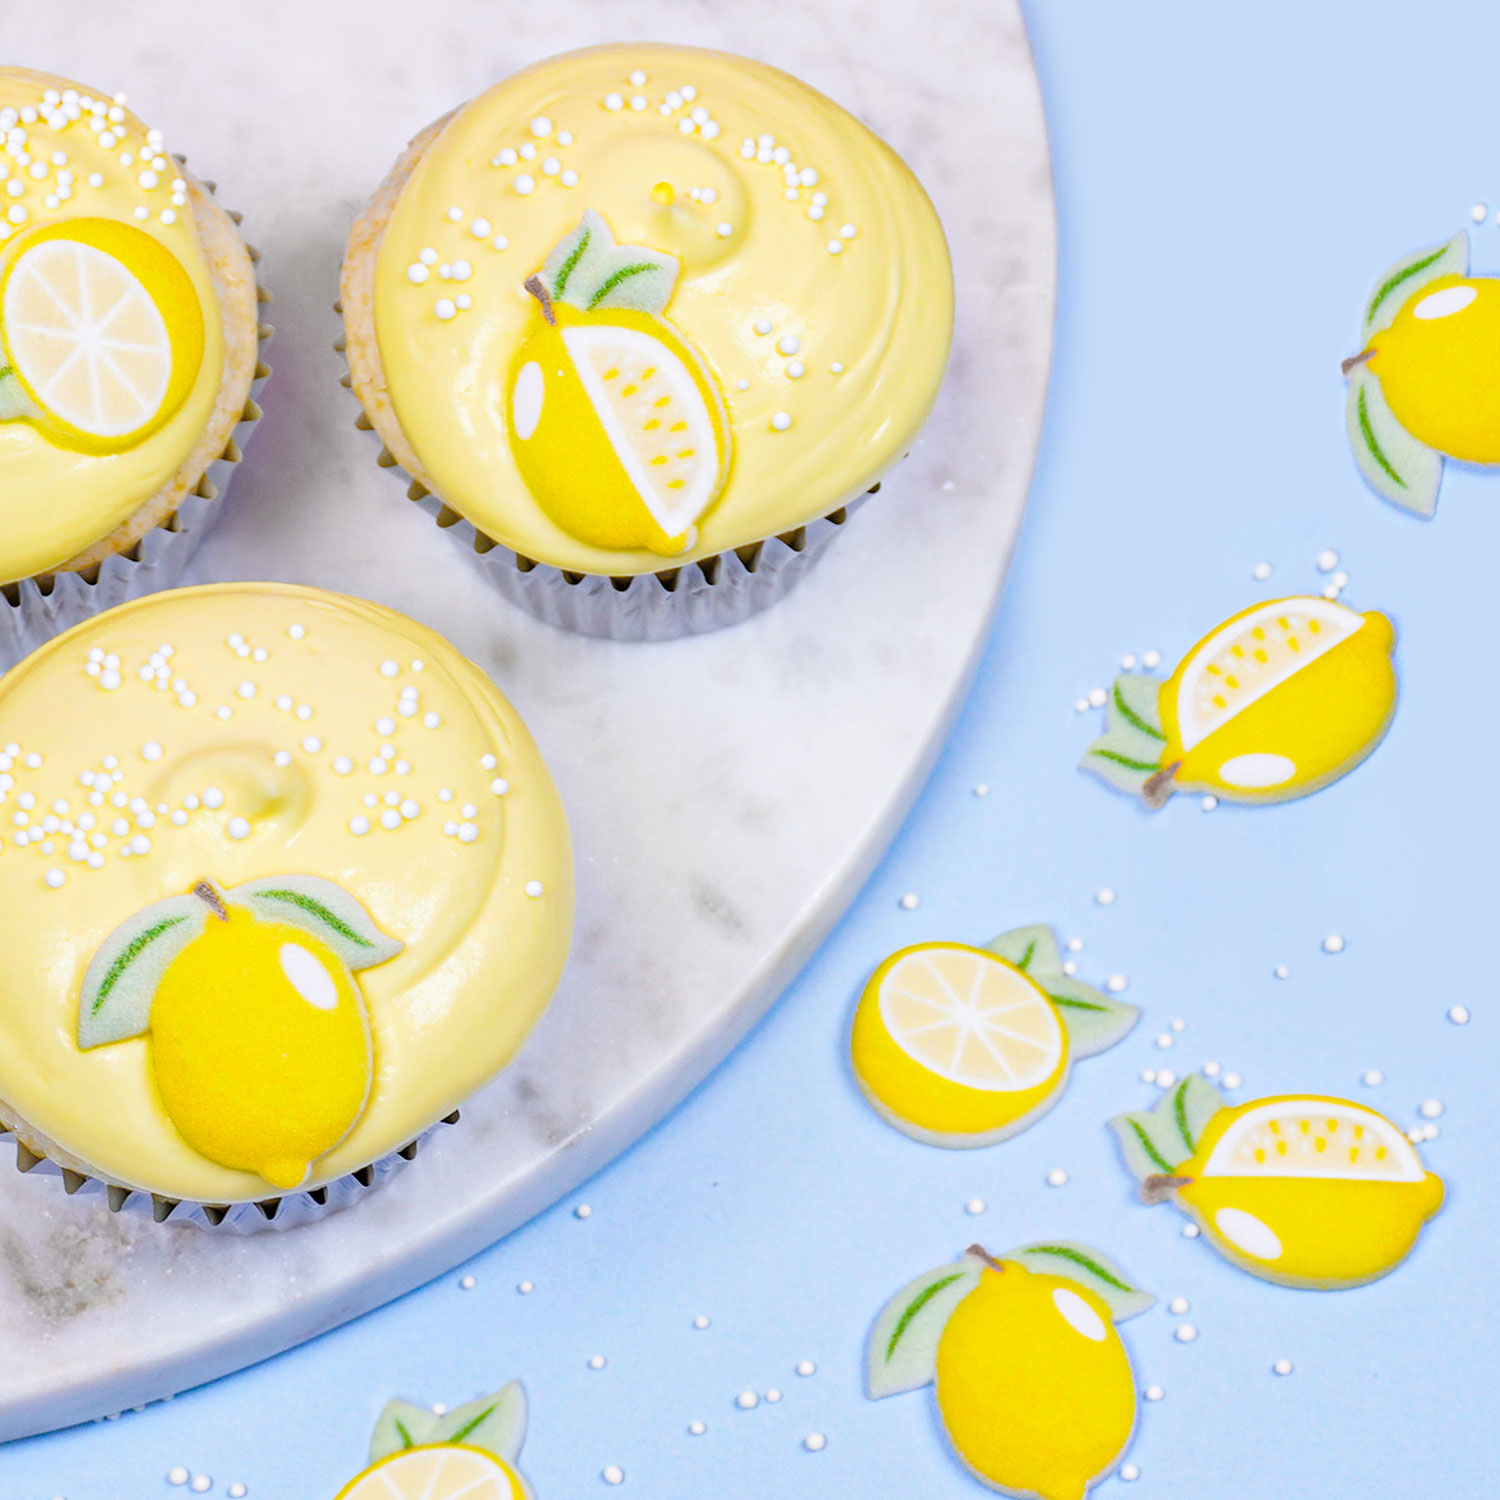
<box><xmin>336</xmin><ymin>1445</ymin><xmax>526</xmax><ymax>1500</ymax></box>
<box><xmin>506</xmin><ymin>209</ymin><xmax>729</xmax><ymax>556</ymax></box>
<box><xmin>0</xmin><ymin>217</ymin><xmax>205</xmax><ymax>455</ymax></box>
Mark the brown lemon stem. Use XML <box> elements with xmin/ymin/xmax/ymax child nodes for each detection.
<box><xmin>191</xmin><ymin>880</ymin><xmax>228</xmax><ymax>922</ymax></box>
<box><xmin>965</xmin><ymin>1244</ymin><xmax>1006</xmax><ymax>1273</ymax></box>
<box><xmin>1341</xmin><ymin>348</ymin><xmax>1375</xmax><ymax>376</ymax></box>
<box><xmin>1141</xmin><ymin>760</ymin><xmax>1180</xmax><ymax>810</ymax></box>
<box><xmin>1140</xmin><ymin>1173</ymin><xmax>1193</xmax><ymax>1204</ymax></box>
<box><xmin>524</xmin><ymin>274</ymin><xmax>556</xmax><ymax>326</ymax></box>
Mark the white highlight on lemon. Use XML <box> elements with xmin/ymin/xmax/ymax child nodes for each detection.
<box><xmin>1052</xmin><ymin>1286</ymin><xmax>1107</xmax><ymax>1342</ymax></box>
<box><xmin>1218</xmin><ymin>752</ymin><xmax>1296</xmax><ymax>788</ymax></box>
<box><xmin>280</xmin><ymin>942</ymin><xmax>338</xmax><ymax>1011</ymax></box>
<box><xmin>1414</xmin><ymin>284</ymin><xmax>1477</xmax><ymax>319</ymax></box>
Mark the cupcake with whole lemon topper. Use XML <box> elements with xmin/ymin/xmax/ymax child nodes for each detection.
<box><xmin>851</xmin><ymin>924</ymin><xmax>1138</xmax><ymax>1147</ymax></box>
<box><xmin>1081</xmin><ymin>595</ymin><xmax>1398</xmax><ymax>808</ymax></box>
<box><xmin>0</xmin><ymin>70</ymin><xmax>266</xmax><ymax>655</ymax></box>
<box><xmin>341</xmin><ymin>44</ymin><xmax>952</xmax><ymax>639</ymax></box>
<box><xmin>1111</xmin><ymin>1076</ymin><xmax>1444</xmax><ymax>1288</ymax></box>
<box><xmin>337</xmin><ymin>1382</ymin><xmax>533</xmax><ymax>1500</ymax></box>
<box><xmin>1343</xmin><ymin>229</ymin><xmax>1500</xmax><ymax>516</ymax></box>
<box><xmin>0</xmin><ymin>583</ymin><xmax>571</xmax><ymax>1225</ymax></box>
<box><xmin>868</xmin><ymin>1241</ymin><xmax>1152</xmax><ymax>1499</ymax></box>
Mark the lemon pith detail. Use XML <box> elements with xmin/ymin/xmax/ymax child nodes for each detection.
<box><xmin>851</xmin><ymin>927</ymin><xmax>1137</xmax><ymax>1147</ymax></box>
<box><xmin>1082</xmin><ymin>595</ymin><xmax>1397</xmax><ymax>807</ymax></box>
<box><xmin>1112</xmin><ymin>1078</ymin><xmax>1444</xmax><ymax>1289</ymax></box>
<box><xmin>508</xmin><ymin>210</ymin><xmax>730</xmax><ymax>554</ymax></box>
<box><xmin>78</xmin><ymin>875</ymin><xmax>402</xmax><ymax>1191</ymax></box>
<box><xmin>868</xmin><ymin>1243</ymin><xmax>1151</xmax><ymax>1499</ymax></box>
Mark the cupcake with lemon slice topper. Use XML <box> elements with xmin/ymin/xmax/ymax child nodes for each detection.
<box><xmin>0</xmin><ymin>70</ymin><xmax>266</xmax><ymax>657</ymax></box>
<box><xmin>0</xmin><ymin>583</ymin><xmax>571</xmax><ymax>1226</ymax></box>
<box><xmin>341</xmin><ymin>44</ymin><xmax>952</xmax><ymax>638</ymax></box>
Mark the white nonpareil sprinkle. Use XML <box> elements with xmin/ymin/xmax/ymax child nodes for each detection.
<box><xmin>693</xmin><ymin>1315</ymin><xmax>710</xmax><ymax>1329</ymax></box>
<box><xmin>518</xmin><ymin>1280</ymin><xmax>534</xmax><ymax>1293</ymax></box>
<box><xmin>965</xmin><ymin>1197</ymin><xmax>986</xmax><ymax>1215</ymax></box>
<box><xmin>588</xmin><ymin>1355</ymin><xmax>606</xmax><ymax>1369</ymax></box>
<box><xmin>1419</xmin><ymin>1098</ymin><xmax>1444</xmax><ymax>1119</ymax></box>
<box><xmin>1144</xmin><ymin>1385</ymin><xmax>1164</xmax><ymax>1401</ymax></box>
<box><xmin>44</xmin><ymin>868</ymin><xmax>65</xmax><ymax>888</ymax></box>
<box><xmin>689</xmin><ymin>1420</ymin><xmax>706</xmax><ymax>1435</ymax></box>
<box><xmin>770</xmin><ymin>411</ymin><xmax>792</xmax><ymax>431</ymax></box>
<box><xmin>190</xmin><ymin>1480</ymin><xmax>211</xmax><ymax>1495</ymax></box>
<box><xmin>491</xmin><ymin>777</ymin><xmax>509</xmax><ymax>795</ymax></box>
<box><xmin>797</xmin><ymin>1360</ymin><xmax>816</xmax><ymax>1376</ymax></box>
<box><xmin>1120</xmin><ymin>1464</ymin><xmax>1140</xmax><ymax>1481</ymax></box>
<box><xmin>1106</xmin><ymin>974</ymin><xmax>1128</xmax><ymax>993</ymax></box>
<box><xmin>1448</xmin><ymin>1005</ymin><xmax>1470</xmax><ymax>1024</ymax></box>
<box><xmin>736</xmin><ymin>1391</ymin><xmax>758</xmax><ymax>1410</ymax></box>
<box><xmin>1174</xmin><ymin>1324</ymin><xmax>1198</xmax><ymax>1343</ymax></box>
<box><xmin>141</xmin><ymin>740</ymin><xmax>163</xmax><ymax>762</ymax></box>
<box><xmin>803</xmin><ymin>1434</ymin><xmax>827</xmax><ymax>1453</ymax></box>
<box><xmin>525</xmin><ymin>880</ymin><xmax>544</xmax><ymax>897</ymax></box>
<box><xmin>167</xmin><ymin>1473</ymin><xmax>189</xmax><ymax>1489</ymax></box>
<box><xmin>898</xmin><ymin>892</ymin><xmax>919</xmax><ymax>910</ymax></box>
<box><xmin>602</xmin><ymin>1467</ymin><xmax>624</xmax><ymax>1486</ymax></box>
<box><xmin>1273</xmin><ymin>1359</ymin><xmax>1294</xmax><ymax>1376</ymax></box>
<box><xmin>1316</xmin><ymin>548</ymin><xmax>1340</xmax><ymax>572</ymax></box>
<box><xmin>1168</xmin><ymin>1296</ymin><xmax>1190</xmax><ymax>1314</ymax></box>
<box><xmin>1222</xmin><ymin>1071</ymin><xmax>1241</xmax><ymax>1088</ymax></box>
<box><xmin>226</xmin><ymin>818</ymin><xmax>250</xmax><ymax>841</ymax></box>
<box><xmin>1045</xmin><ymin>1168</ymin><xmax>1068</xmax><ymax>1187</ymax></box>
<box><xmin>1095</xmin><ymin>887</ymin><xmax>1116</xmax><ymax>905</ymax></box>
<box><xmin>574</xmin><ymin>1202</ymin><xmax>592</xmax><ymax>1219</ymax></box>
<box><xmin>1322</xmin><ymin>934</ymin><xmax>1345</xmax><ymax>954</ymax></box>
<box><xmin>1362</xmin><ymin>1068</ymin><xmax>1384</xmax><ymax>1087</ymax></box>
<box><xmin>513</xmin><ymin>174</ymin><xmax>536</xmax><ymax>196</ymax></box>
<box><xmin>350</xmin><ymin>816</ymin><xmax>371</xmax><ymax>836</ymax></box>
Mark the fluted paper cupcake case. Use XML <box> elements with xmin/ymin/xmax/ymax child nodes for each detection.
<box><xmin>0</xmin><ymin>178</ymin><xmax>271</xmax><ymax>671</ymax></box>
<box><xmin>0</xmin><ymin>1109</ymin><xmax>459</xmax><ymax>1233</ymax></box>
<box><xmin>337</xmin><ymin>310</ymin><xmax>880</xmax><ymax>641</ymax></box>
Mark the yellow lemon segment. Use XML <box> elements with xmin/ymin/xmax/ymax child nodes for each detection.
<box><xmin>1177</xmin><ymin>1096</ymin><xmax>1444</xmax><ymax>1288</ymax></box>
<box><xmin>1160</xmin><ymin>597</ymin><xmax>1396</xmax><ymax>800</ymax></box>
<box><xmin>937</xmin><ymin>1264</ymin><xmax>1136</xmax><ymax>1500</ymax></box>
<box><xmin>1366</xmin><ymin>274</ymin><xmax>1500</xmax><ymax>463</ymax></box>
<box><xmin>336</xmin><ymin>1445</ymin><xmax>525</xmax><ymax>1500</ymax></box>
<box><xmin>150</xmin><ymin>907</ymin><xmax>372</xmax><ymax>1191</ymax></box>
<box><xmin>0</xmin><ymin>217</ymin><xmax>205</xmax><ymax>454</ymax></box>
<box><xmin>509</xmin><ymin>304</ymin><xmax>728</xmax><ymax>555</ymax></box>
<box><xmin>852</xmin><ymin>943</ymin><xmax>1068</xmax><ymax>1146</ymax></box>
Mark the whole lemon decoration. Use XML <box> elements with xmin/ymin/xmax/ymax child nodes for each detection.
<box><xmin>1113</xmin><ymin>1077</ymin><xmax>1444</xmax><ymax>1289</ymax></box>
<box><xmin>78</xmin><ymin>874</ymin><xmax>404</xmax><ymax>1192</ymax></box>
<box><xmin>507</xmin><ymin>210</ymin><xmax>730</xmax><ymax>556</ymax></box>
<box><xmin>1082</xmin><ymin>595</ymin><xmax>1397</xmax><ymax>807</ymax></box>
<box><xmin>851</xmin><ymin>926</ymin><xmax>1137</xmax><ymax>1146</ymax></box>
<box><xmin>338</xmin><ymin>1382</ymin><xmax>533</xmax><ymax>1500</ymax></box>
<box><xmin>868</xmin><ymin>1242</ymin><xmax>1152</xmax><ymax>1499</ymax></box>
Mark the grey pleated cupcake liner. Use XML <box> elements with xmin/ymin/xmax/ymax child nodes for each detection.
<box><xmin>0</xmin><ymin>1110</ymin><xmax>457</xmax><ymax>1233</ymax></box>
<box><xmin>0</xmin><ymin>184</ymin><xmax>271</xmax><ymax>672</ymax></box>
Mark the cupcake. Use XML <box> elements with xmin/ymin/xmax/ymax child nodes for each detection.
<box><xmin>342</xmin><ymin>44</ymin><xmax>953</xmax><ymax>639</ymax></box>
<box><xmin>0</xmin><ymin>583</ymin><xmax>572</xmax><ymax>1227</ymax></box>
<box><xmin>0</xmin><ymin>69</ymin><xmax>267</xmax><ymax>660</ymax></box>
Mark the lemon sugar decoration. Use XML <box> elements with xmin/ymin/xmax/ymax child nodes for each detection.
<box><xmin>78</xmin><ymin>875</ymin><xmax>401</xmax><ymax>1190</ymax></box>
<box><xmin>509</xmin><ymin>209</ymin><xmax>730</xmax><ymax>554</ymax></box>
<box><xmin>868</xmin><ymin>1242</ymin><xmax>1151</xmax><ymax>1499</ymax></box>
<box><xmin>1112</xmin><ymin>1078</ymin><xmax>1444</xmax><ymax>1288</ymax></box>
<box><xmin>850</xmin><ymin>926</ymin><xmax>1137</xmax><ymax>1146</ymax></box>
<box><xmin>1343</xmin><ymin>230</ymin><xmax>1500</xmax><ymax>516</ymax></box>
<box><xmin>337</xmin><ymin>1382</ymin><xmax>532</xmax><ymax>1500</ymax></box>
<box><xmin>1082</xmin><ymin>596</ymin><xmax>1397</xmax><ymax>807</ymax></box>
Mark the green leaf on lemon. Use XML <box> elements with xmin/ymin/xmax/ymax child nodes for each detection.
<box><xmin>1345</xmin><ymin>366</ymin><xmax>1443</xmax><ymax>517</ymax></box>
<box><xmin>78</xmin><ymin>894</ymin><xmax>208</xmax><ymax>1049</ymax></box>
<box><xmin>1110</xmin><ymin>1075</ymin><xmax>1228</xmax><ymax>1181</ymax></box>
<box><xmin>867</xmin><ymin>1262</ymin><xmax>982</xmax><ymax>1399</ymax></box>
<box><xmin>229</xmin><ymin>875</ymin><xmax>403</xmax><ymax>971</ymax></box>
<box><xmin>1009</xmin><ymin>1241</ymin><xmax>1154</xmax><ymax>1321</ymax></box>
<box><xmin>538</xmin><ymin>209</ymin><xmax>679</xmax><ymax>316</ymax></box>
<box><xmin>1080</xmin><ymin>673</ymin><xmax>1168</xmax><ymax>795</ymax></box>
<box><xmin>1362</xmin><ymin>231</ymin><xmax>1468</xmax><ymax>339</ymax></box>
<box><xmin>369</xmin><ymin>1383</ymin><xmax>527</xmax><ymax>1464</ymax></box>
<box><xmin>986</xmin><ymin>923</ymin><xmax>1063</xmax><ymax>978</ymax></box>
<box><xmin>984</xmin><ymin>926</ymin><xmax>1137</xmax><ymax>1058</ymax></box>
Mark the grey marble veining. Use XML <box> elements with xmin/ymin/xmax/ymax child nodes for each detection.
<box><xmin>0</xmin><ymin>0</ymin><xmax>1054</xmax><ymax>1439</ymax></box>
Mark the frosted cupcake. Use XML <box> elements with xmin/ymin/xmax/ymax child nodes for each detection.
<box><xmin>0</xmin><ymin>583</ymin><xmax>571</xmax><ymax>1227</ymax></box>
<box><xmin>0</xmin><ymin>70</ymin><xmax>266</xmax><ymax>658</ymax></box>
<box><xmin>342</xmin><ymin>44</ymin><xmax>952</xmax><ymax>638</ymax></box>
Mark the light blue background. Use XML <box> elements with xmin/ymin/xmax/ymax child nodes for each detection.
<box><xmin>6</xmin><ymin>2</ymin><xmax>1499</xmax><ymax>1495</ymax></box>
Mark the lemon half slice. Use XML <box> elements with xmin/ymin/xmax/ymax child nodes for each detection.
<box><xmin>335</xmin><ymin>1445</ymin><xmax>524</xmax><ymax>1500</ymax></box>
<box><xmin>0</xmin><ymin>217</ymin><xmax>205</xmax><ymax>455</ymax></box>
<box><xmin>1200</xmin><ymin>1098</ymin><xmax>1425</xmax><ymax>1182</ymax></box>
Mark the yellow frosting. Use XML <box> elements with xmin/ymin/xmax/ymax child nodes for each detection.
<box><xmin>371</xmin><ymin>44</ymin><xmax>953</xmax><ymax>574</ymax></box>
<box><xmin>0</xmin><ymin>583</ymin><xmax>572</xmax><ymax>1202</ymax></box>
<box><xmin>0</xmin><ymin>70</ymin><xmax>228</xmax><ymax>583</ymax></box>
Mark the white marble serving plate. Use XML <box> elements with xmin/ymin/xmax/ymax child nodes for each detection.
<box><xmin>0</xmin><ymin>0</ymin><xmax>1053</xmax><ymax>1439</ymax></box>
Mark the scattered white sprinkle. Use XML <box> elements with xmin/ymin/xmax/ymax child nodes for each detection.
<box><xmin>1252</xmin><ymin>561</ymin><xmax>1273</xmax><ymax>580</ymax></box>
<box><xmin>1223</xmin><ymin>1072</ymin><xmax>1242</xmax><ymax>1089</ymax></box>
<box><xmin>1175</xmin><ymin>1324</ymin><xmax>1198</xmax><ymax>1343</ymax></box>
<box><xmin>1274</xmin><ymin>964</ymin><xmax>1290</xmax><ymax>980</ymax></box>
<box><xmin>1204</xmin><ymin>1061</ymin><xmax>1221</xmax><ymax>1077</ymax></box>
<box><xmin>803</xmin><ymin>1434</ymin><xmax>827</xmax><ymax>1453</ymax></box>
<box><xmin>1322</xmin><ymin>934</ymin><xmax>1345</xmax><ymax>954</ymax></box>
<box><xmin>1362</xmin><ymin>1069</ymin><xmax>1384</xmax><ymax>1087</ymax></box>
<box><xmin>1473</xmin><ymin>203</ymin><xmax>1489</xmax><ymax>223</ymax></box>
<box><xmin>1087</xmin><ymin>687</ymin><xmax>1107</xmax><ymax>707</ymax></box>
<box><xmin>693</xmin><ymin>1315</ymin><xmax>710</xmax><ymax>1330</ymax></box>
<box><xmin>380</xmin><ymin>810</ymin><xmax>401</xmax><ymax>831</ymax></box>
<box><xmin>1168</xmin><ymin>1296</ymin><xmax>1190</xmax><ymax>1315</ymax></box>
<box><xmin>423</xmin><ymin>712</ymin><xmax>442</xmax><ymax>729</ymax></box>
<box><xmin>228</xmin><ymin>1487</ymin><xmax>246</xmax><ymax>1499</ymax></box>
<box><xmin>141</xmin><ymin>741</ymin><xmax>163</xmax><ymax>762</ymax></box>
<box><xmin>965</xmin><ymin>1197</ymin><xmax>986</xmax><ymax>1216</ymax></box>
<box><xmin>588</xmin><ymin>1355</ymin><xmax>607</xmax><ymax>1370</ymax></box>
<box><xmin>168</xmin><ymin>1475</ymin><xmax>190</xmax><ymax>1491</ymax></box>
<box><xmin>1419</xmin><ymin>1098</ymin><xmax>1444</xmax><ymax>1120</ymax></box>
<box><xmin>1144</xmin><ymin>1385</ymin><xmax>1164</xmax><ymax>1401</ymax></box>
<box><xmin>1316</xmin><ymin>548</ymin><xmax>1340</xmax><ymax>573</ymax></box>
<box><xmin>226</xmin><ymin>817</ymin><xmax>250</xmax><ymax>841</ymax></box>
<box><xmin>1106</xmin><ymin>974</ymin><xmax>1128</xmax><ymax>993</ymax></box>
<box><xmin>796</xmin><ymin>1360</ymin><xmax>816</xmax><ymax>1376</ymax></box>
<box><xmin>898</xmin><ymin>892</ymin><xmax>920</xmax><ymax>910</ymax></box>
<box><xmin>736</xmin><ymin>1391</ymin><xmax>758</xmax><ymax>1410</ymax></box>
<box><xmin>525</xmin><ymin>880</ymin><xmax>545</xmax><ymax>898</ymax></box>
<box><xmin>1156</xmin><ymin>1069</ymin><xmax>1177</xmax><ymax>1088</ymax></box>
<box><xmin>350</xmin><ymin>816</ymin><xmax>371</xmax><ymax>836</ymax></box>
<box><xmin>517</xmin><ymin>1280</ymin><xmax>534</xmax><ymax>1294</ymax></box>
<box><xmin>575</xmin><ymin>1203</ymin><xmax>592</xmax><ymax>1219</ymax></box>
<box><xmin>491</xmin><ymin>777</ymin><xmax>510</xmax><ymax>795</ymax></box>
<box><xmin>1141</xmin><ymin>1069</ymin><xmax>1157</xmax><ymax>1084</ymax></box>
<box><xmin>513</xmin><ymin>173</ymin><xmax>536</xmax><ymax>196</ymax></box>
<box><xmin>689</xmin><ymin>1420</ymin><xmax>706</xmax><ymax>1436</ymax></box>
<box><xmin>1448</xmin><ymin>1005</ymin><xmax>1470</xmax><ymax>1025</ymax></box>
<box><xmin>1095</xmin><ymin>887</ymin><xmax>1116</xmax><ymax>906</ymax></box>
<box><xmin>434</xmin><ymin>298</ymin><xmax>457</xmax><ymax>320</ymax></box>
<box><xmin>1156</xmin><ymin>1032</ymin><xmax>1174</xmax><ymax>1049</ymax></box>
<box><xmin>602</xmin><ymin>1465</ymin><xmax>624</xmax><ymax>1486</ymax></box>
<box><xmin>1273</xmin><ymin>1359</ymin><xmax>1294</xmax><ymax>1376</ymax></box>
<box><xmin>1046</xmin><ymin>1168</ymin><xmax>1068</xmax><ymax>1187</ymax></box>
<box><xmin>459</xmin><ymin>1275</ymin><xmax>476</xmax><ymax>1290</ymax></box>
<box><xmin>333</xmin><ymin>756</ymin><xmax>354</xmax><ymax>776</ymax></box>
<box><xmin>1201</xmin><ymin>795</ymin><xmax>1219</xmax><ymax>811</ymax></box>
<box><xmin>190</xmin><ymin>1480</ymin><xmax>211</xmax><ymax>1495</ymax></box>
<box><xmin>458</xmin><ymin>822</ymin><xmax>479</xmax><ymax>844</ymax></box>
<box><xmin>770</xmin><ymin>411</ymin><xmax>792</xmax><ymax>431</ymax></box>
<box><xmin>1121</xmin><ymin>1464</ymin><xmax>1140</xmax><ymax>1482</ymax></box>
<box><xmin>1182</xmin><ymin>1223</ymin><xmax>1200</xmax><ymax>1238</ymax></box>
<box><xmin>44</xmin><ymin>868</ymin><xmax>65</xmax><ymax>889</ymax></box>
<box><xmin>766</xmin><ymin>1389</ymin><xmax>782</xmax><ymax>1403</ymax></box>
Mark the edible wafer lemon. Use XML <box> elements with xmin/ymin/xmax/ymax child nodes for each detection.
<box><xmin>936</xmin><ymin>1260</ymin><xmax>1136</xmax><ymax>1500</ymax></box>
<box><xmin>852</xmin><ymin>942</ymin><xmax>1068</xmax><ymax>1146</ymax></box>
<box><xmin>1157</xmin><ymin>596</ymin><xmax>1395</xmax><ymax>800</ymax></box>
<box><xmin>335</xmin><ymin>1445</ymin><xmax>526</xmax><ymax>1500</ymax></box>
<box><xmin>1168</xmin><ymin>1096</ymin><xmax>1444</xmax><ymax>1288</ymax></box>
<box><xmin>0</xmin><ymin>216</ymin><xmax>205</xmax><ymax>454</ymax></box>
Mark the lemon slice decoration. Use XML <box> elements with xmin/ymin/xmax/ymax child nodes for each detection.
<box><xmin>507</xmin><ymin>210</ymin><xmax>730</xmax><ymax>555</ymax></box>
<box><xmin>851</xmin><ymin>926</ymin><xmax>1137</xmax><ymax>1147</ymax></box>
<box><xmin>1081</xmin><ymin>594</ymin><xmax>1397</xmax><ymax>807</ymax></box>
<box><xmin>868</xmin><ymin>1242</ymin><xmax>1152</xmax><ymax>1500</ymax></box>
<box><xmin>1112</xmin><ymin>1078</ymin><xmax>1444</xmax><ymax>1288</ymax></box>
<box><xmin>340</xmin><ymin>1382</ymin><xmax>532</xmax><ymax>1500</ymax></box>
<box><xmin>1342</xmin><ymin>229</ymin><xmax>1500</xmax><ymax>517</ymax></box>
<box><xmin>77</xmin><ymin>875</ymin><xmax>403</xmax><ymax>1192</ymax></box>
<box><xmin>0</xmin><ymin>217</ymin><xmax>205</xmax><ymax>455</ymax></box>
